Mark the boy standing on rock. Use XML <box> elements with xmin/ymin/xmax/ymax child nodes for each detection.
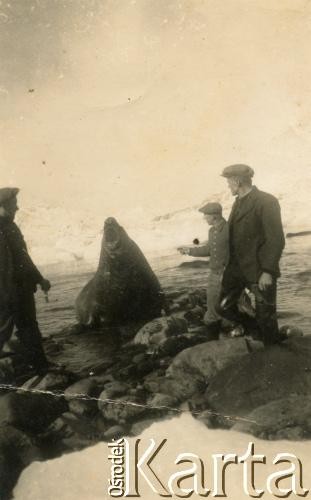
<box><xmin>178</xmin><ymin>202</ymin><xmax>231</xmax><ymax>339</ymax></box>
<box><xmin>0</xmin><ymin>187</ymin><xmax>51</xmax><ymax>374</ymax></box>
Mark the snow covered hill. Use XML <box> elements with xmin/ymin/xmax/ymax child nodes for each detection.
<box><xmin>17</xmin><ymin>177</ymin><xmax>311</xmax><ymax>270</ymax></box>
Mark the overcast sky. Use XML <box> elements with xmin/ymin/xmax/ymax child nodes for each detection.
<box><xmin>1</xmin><ymin>0</ymin><xmax>311</xmax><ymax>219</ymax></box>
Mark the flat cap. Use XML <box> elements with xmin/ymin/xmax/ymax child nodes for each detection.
<box><xmin>221</xmin><ymin>164</ymin><xmax>254</xmax><ymax>178</ymax></box>
<box><xmin>0</xmin><ymin>187</ymin><xmax>19</xmax><ymax>206</ymax></box>
<box><xmin>199</xmin><ymin>202</ymin><xmax>222</xmax><ymax>215</ymax></box>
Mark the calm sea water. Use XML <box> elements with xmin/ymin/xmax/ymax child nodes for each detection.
<box><xmin>36</xmin><ymin>236</ymin><xmax>311</xmax><ymax>340</ymax></box>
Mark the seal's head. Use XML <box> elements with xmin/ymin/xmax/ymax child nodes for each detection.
<box><xmin>103</xmin><ymin>217</ymin><xmax>126</xmax><ymax>253</ymax></box>
<box><xmin>0</xmin><ymin>187</ymin><xmax>19</xmax><ymax>221</ymax></box>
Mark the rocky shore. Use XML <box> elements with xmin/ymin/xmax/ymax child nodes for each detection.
<box><xmin>0</xmin><ymin>286</ymin><xmax>310</xmax><ymax>499</ymax></box>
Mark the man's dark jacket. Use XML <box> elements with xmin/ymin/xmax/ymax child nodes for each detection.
<box><xmin>227</xmin><ymin>186</ymin><xmax>285</xmax><ymax>282</ymax></box>
<box><xmin>0</xmin><ymin>218</ymin><xmax>43</xmax><ymax>312</ymax></box>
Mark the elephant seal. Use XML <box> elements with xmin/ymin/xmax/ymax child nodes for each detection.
<box><xmin>75</xmin><ymin>217</ymin><xmax>165</xmax><ymax>326</ymax></box>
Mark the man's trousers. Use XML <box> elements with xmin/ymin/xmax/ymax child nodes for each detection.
<box><xmin>220</xmin><ymin>262</ymin><xmax>280</xmax><ymax>345</ymax></box>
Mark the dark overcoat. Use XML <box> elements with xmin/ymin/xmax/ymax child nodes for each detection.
<box><xmin>0</xmin><ymin>221</ymin><xmax>15</xmax><ymax>340</ymax></box>
<box><xmin>227</xmin><ymin>186</ymin><xmax>285</xmax><ymax>282</ymax></box>
<box><xmin>0</xmin><ymin>218</ymin><xmax>43</xmax><ymax>335</ymax></box>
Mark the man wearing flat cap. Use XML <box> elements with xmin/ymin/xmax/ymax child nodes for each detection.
<box><xmin>219</xmin><ymin>164</ymin><xmax>285</xmax><ymax>345</ymax></box>
<box><xmin>0</xmin><ymin>187</ymin><xmax>51</xmax><ymax>373</ymax></box>
<box><xmin>178</xmin><ymin>202</ymin><xmax>229</xmax><ymax>338</ymax></box>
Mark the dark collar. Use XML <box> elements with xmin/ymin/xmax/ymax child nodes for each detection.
<box><xmin>215</xmin><ymin>217</ymin><xmax>226</xmax><ymax>230</ymax></box>
<box><xmin>229</xmin><ymin>186</ymin><xmax>259</xmax><ymax>223</ymax></box>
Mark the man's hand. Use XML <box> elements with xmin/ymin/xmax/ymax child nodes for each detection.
<box><xmin>258</xmin><ymin>272</ymin><xmax>273</xmax><ymax>291</ymax></box>
<box><xmin>178</xmin><ymin>247</ymin><xmax>191</xmax><ymax>255</ymax></box>
<box><xmin>40</xmin><ymin>278</ymin><xmax>51</xmax><ymax>293</ymax></box>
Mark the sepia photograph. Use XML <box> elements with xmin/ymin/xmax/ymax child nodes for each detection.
<box><xmin>0</xmin><ymin>0</ymin><xmax>311</xmax><ymax>498</ymax></box>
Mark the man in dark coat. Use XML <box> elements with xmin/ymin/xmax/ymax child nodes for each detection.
<box><xmin>0</xmin><ymin>187</ymin><xmax>51</xmax><ymax>373</ymax></box>
<box><xmin>219</xmin><ymin>164</ymin><xmax>285</xmax><ymax>345</ymax></box>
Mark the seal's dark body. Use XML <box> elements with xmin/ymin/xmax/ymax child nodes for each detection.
<box><xmin>75</xmin><ymin>219</ymin><xmax>164</xmax><ymax>326</ymax></box>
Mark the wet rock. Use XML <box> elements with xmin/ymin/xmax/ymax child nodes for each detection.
<box><xmin>147</xmin><ymin>393</ymin><xmax>178</xmax><ymax>410</ymax></box>
<box><xmin>169</xmin><ymin>302</ymin><xmax>181</xmax><ymax>313</ymax></box>
<box><xmin>132</xmin><ymin>353</ymin><xmax>146</xmax><ymax>365</ymax></box>
<box><xmin>79</xmin><ymin>379</ymin><xmax>104</xmax><ymax>403</ymax></box>
<box><xmin>64</xmin><ymin>378</ymin><xmax>101</xmax><ymax>402</ymax></box>
<box><xmin>105</xmin><ymin>345</ymin><xmax>151</xmax><ymax>379</ymax></box>
<box><xmin>143</xmin><ymin>374</ymin><xmax>168</xmax><ymax>394</ymax></box>
<box><xmin>118</xmin><ymin>358</ymin><xmax>158</xmax><ymax>379</ymax></box>
<box><xmin>134</xmin><ymin>318</ymin><xmax>167</xmax><ymax>346</ymax></box>
<box><xmin>0</xmin><ymin>391</ymin><xmax>67</xmax><ymax>433</ymax></box>
<box><xmin>232</xmin><ymin>395</ymin><xmax>311</xmax><ymax>440</ymax></box>
<box><xmin>61</xmin><ymin>435</ymin><xmax>95</xmax><ymax>451</ymax></box>
<box><xmin>116</xmin><ymin>364</ymin><xmax>138</xmax><ymax>379</ymax></box>
<box><xmin>21</xmin><ymin>376</ymin><xmax>41</xmax><ymax>391</ymax></box>
<box><xmin>91</xmin><ymin>373</ymin><xmax>115</xmax><ymax>386</ymax></box>
<box><xmin>92</xmin><ymin>414</ymin><xmax>108</xmax><ymax>437</ymax></box>
<box><xmin>166</xmin><ymin>289</ymin><xmax>188</xmax><ymax>301</ymax></box>
<box><xmin>97</xmin><ymin>382</ymin><xmax>130</xmax><ymax>411</ymax></box>
<box><xmin>68</xmin><ymin>398</ymin><xmax>99</xmax><ymax>417</ymax></box>
<box><xmin>176</xmin><ymin>293</ymin><xmax>191</xmax><ymax>308</ymax></box>
<box><xmin>179</xmin><ymin>260</ymin><xmax>209</xmax><ymax>269</ymax></box>
<box><xmin>0</xmin><ymin>424</ymin><xmax>40</xmax><ymax>500</ymax></box>
<box><xmin>49</xmin><ymin>417</ymin><xmax>71</xmax><ymax>435</ymax></box>
<box><xmin>143</xmin><ymin>374</ymin><xmax>186</xmax><ymax>401</ymax></box>
<box><xmin>104</xmin><ymin>425</ymin><xmax>128</xmax><ymax>440</ymax></box>
<box><xmin>167</xmin><ymin>337</ymin><xmax>260</xmax><ymax>400</ymax></box>
<box><xmin>39</xmin><ymin>415</ymin><xmax>74</xmax><ymax>443</ymax></box>
<box><xmin>184</xmin><ymin>306</ymin><xmax>205</xmax><ymax>325</ymax></box>
<box><xmin>188</xmin><ymin>326</ymin><xmax>208</xmax><ymax>336</ymax></box>
<box><xmin>158</xmin><ymin>357</ymin><xmax>172</xmax><ymax>370</ymax></box>
<box><xmin>279</xmin><ymin>324</ymin><xmax>304</xmax><ymax>338</ymax></box>
<box><xmin>43</xmin><ymin>339</ymin><xmax>63</xmax><ymax>355</ymax></box>
<box><xmin>0</xmin><ymin>356</ymin><xmax>15</xmax><ymax>381</ymax></box>
<box><xmin>170</xmin><ymin>316</ymin><xmax>188</xmax><ymax>333</ymax></box>
<box><xmin>159</xmin><ymin>333</ymin><xmax>207</xmax><ymax>357</ymax></box>
<box><xmin>134</xmin><ymin>316</ymin><xmax>188</xmax><ymax>351</ymax></box>
<box><xmin>188</xmin><ymin>289</ymin><xmax>206</xmax><ymax>307</ymax></box>
<box><xmin>84</xmin><ymin>360</ymin><xmax>115</xmax><ymax>377</ymax></box>
<box><xmin>204</xmin><ymin>337</ymin><xmax>311</xmax><ymax>426</ymax></box>
<box><xmin>22</xmin><ymin>372</ymin><xmax>72</xmax><ymax>393</ymax></box>
<box><xmin>40</xmin><ymin>410</ymin><xmax>106</xmax><ymax>450</ymax></box>
<box><xmin>99</xmin><ymin>396</ymin><xmax>146</xmax><ymax>424</ymax></box>
<box><xmin>61</xmin><ymin>411</ymin><xmax>80</xmax><ymax>423</ymax></box>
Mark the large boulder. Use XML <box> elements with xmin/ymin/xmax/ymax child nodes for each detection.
<box><xmin>143</xmin><ymin>373</ymin><xmax>186</xmax><ymax>400</ymax></box>
<box><xmin>204</xmin><ymin>337</ymin><xmax>311</xmax><ymax>427</ymax></box>
<box><xmin>99</xmin><ymin>395</ymin><xmax>147</xmax><ymax>424</ymax></box>
<box><xmin>65</xmin><ymin>378</ymin><xmax>129</xmax><ymax>417</ymax></box>
<box><xmin>103</xmin><ymin>425</ymin><xmax>128</xmax><ymax>440</ymax></box>
<box><xmin>64</xmin><ymin>378</ymin><xmax>100</xmax><ymax>401</ymax></box>
<box><xmin>0</xmin><ymin>424</ymin><xmax>40</xmax><ymax>500</ymax></box>
<box><xmin>147</xmin><ymin>392</ymin><xmax>178</xmax><ymax>410</ymax></box>
<box><xmin>22</xmin><ymin>372</ymin><xmax>72</xmax><ymax>392</ymax></box>
<box><xmin>97</xmin><ymin>381</ymin><xmax>130</xmax><ymax>410</ymax></box>
<box><xmin>68</xmin><ymin>399</ymin><xmax>99</xmax><ymax>418</ymax></box>
<box><xmin>0</xmin><ymin>356</ymin><xmax>15</xmax><ymax>382</ymax></box>
<box><xmin>232</xmin><ymin>395</ymin><xmax>311</xmax><ymax>440</ymax></box>
<box><xmin>0</xmin><ymin>391</ymin><xmax>67</xmax><ymax>433</ymax></box>
<box><xmin>134</xmin><ymin>316</ymin><xmax>188</xmax><ymax>352</ymax></box>
<box><xmin>166</xmin><ymin>337</ymin><xmax>262</xmax><ymax>399</ymax></box>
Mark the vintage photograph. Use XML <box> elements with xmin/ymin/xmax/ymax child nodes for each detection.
<box><xmin>0</xmin><ymin>1</ymin><xmax>311</xmax><ymax>498</ymax></box>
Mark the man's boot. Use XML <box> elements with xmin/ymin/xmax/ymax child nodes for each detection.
<box><xmin>205</xmin><ymin>321</ymin><xmax>221</xmax><ymax>341</ymax></box>
<box><xmin>16</xmin><ymin>325</ymin><xmax>49</xmax><ymax>374</ymax></box>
